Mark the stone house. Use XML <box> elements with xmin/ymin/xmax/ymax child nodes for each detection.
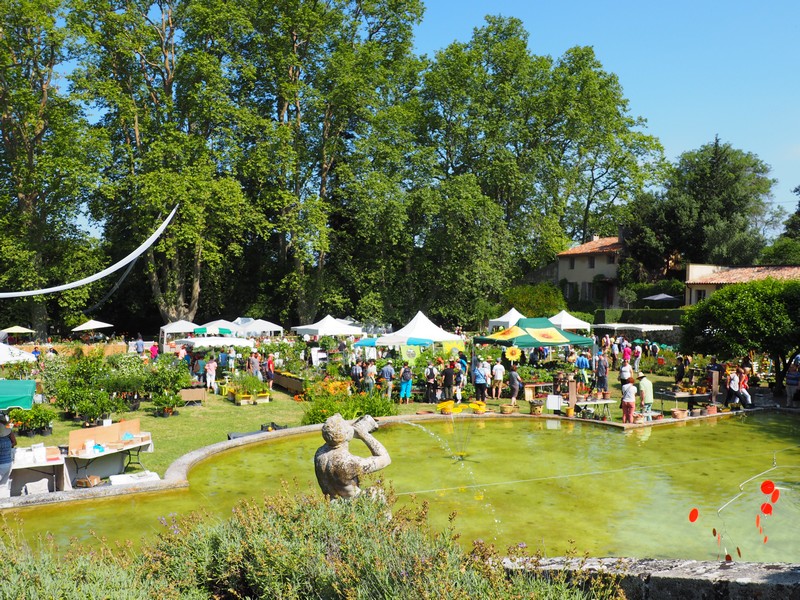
<box><xmin>557</xmin><ymin>236</ymin><xmax>624</xmax><ymax>307</ymax></box>
<box><xmin>684</xmin><ymin>264</ymin><xmax>800</xmax><ymax>305</ymax></box>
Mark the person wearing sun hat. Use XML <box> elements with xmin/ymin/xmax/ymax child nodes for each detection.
<box><xmin>638</xmin><ymin>372</ymin><xmax>654</xmax><ymax>420</ymax></box>
<box><xmin>0</xmin><ymin>413</ymin><xmax>17</xmax><ymax>494</ymax></box>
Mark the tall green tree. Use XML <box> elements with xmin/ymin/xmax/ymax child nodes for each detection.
<box><xmin>681</xmin><ymin>279</ymin><xmax>800</xmax><ymax>394</ymax></box>
<box><xmin>0</xmin><ymin>0</ymin><xmax>107</xmax><ymax>334</ymax></box>
<box><xmin>626</xmin><ymin>137</ymin><xmax>778</xmax><ymax>277</ymax></box>
<box><xmin>69</xmin><ymin>0</ymin><xmax>251</xmax><ymax>323</ymax></box>
<box><xmin>417</xmin><ymin>17</ymin><xmax>663</xmax><ymax>275</ymax></box>
<box><xmin>760</xmin><ymin>185</ymin><xmax>800</xmax><ymax>265</ymax></box>
<box><xmin>228</xmin><ymin>0</ymin><xmax>424</xmax><ymax>323</ymax></box>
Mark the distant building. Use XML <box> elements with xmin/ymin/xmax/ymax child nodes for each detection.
<box><xmin>685</xmin><ymin>263</ymin><xmax>800</xmax><ymax>305</ymax></box>
<box><xmin>557</xmin><ymin>236</ymin><xmax>624</xmax><ymax>307</ymax></box>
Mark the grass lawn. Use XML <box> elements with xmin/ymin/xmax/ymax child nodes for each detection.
<box><xmin>14</xmin><ymin>371</ymin><xmax>681</xmax><ymax>477</ymax></box>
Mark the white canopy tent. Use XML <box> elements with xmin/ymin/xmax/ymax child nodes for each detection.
<box><xmin>548</xmin><ymin>310</ymin><xmax>591</xmax><ymax>332</ymax></box>
<box><xmin>233</xmin><ymin>317</ymin><xmax>283</xmax><ymax>335</ymax></box>
<box><xmin>292</xmin><ymin>315</ymin><xmax>363</xmax><ymax>337</ymax></box>
<box><xmin>376</xmin><ymin>311</ymin><xmax>460</xmax><ymax>346</ymax></box>
<box><xmin>488</xmin><ymin>308</ymin><xmax>526</xmax><ymax>330</ymax></box>
<box><xmin>200</xmin><ymin>319</ymin><xmax>239</xmax><ymax>332</ymax></box>
<box><xmin>159</xmin><ymin>319</ymin><xmax>198</xmax><ymax>349</ymax></box>
<box><xmin>0</xmin><ymin>343</ymin><xmax>37</xmax><ymax>365</ymax></box>
<box><xmin>592</xmin><ymin>323</ymin><xmax>674</xmax><ymax>333</ymax></box>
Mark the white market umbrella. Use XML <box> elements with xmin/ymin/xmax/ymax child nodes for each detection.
<box><xmin>642</xmin><ymin>293</ymin><xmax>678</xmax><ymax>301</ymax></box>
<box><xmin>72</xmin><ymin>319</ymin><xmax>113</xmax><ymax>332</ymax></box>
<box><xmin>0</xmin><ymin>342</ymin><xmax>37</xmax><ymax>364</ymax></box>
<box><xmin>1</xmin><ymin>325</ymin><xmax>35</xmax><ymax>334</ymax></box>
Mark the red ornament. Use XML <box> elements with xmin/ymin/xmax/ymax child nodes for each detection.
<box><xmin>688</xmin><ymin>508</ymin><xmax>699</xmax><ymax>523</ymax></box>
<box><xmin>761</xmin><ymin>480</ymin><xmax>775</xmax><ymax>494</ymax></box>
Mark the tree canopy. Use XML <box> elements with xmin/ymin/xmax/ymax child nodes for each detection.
<box><xmin>0</xmin><ymin>5</ymin><xmax>784</xmax><ymax>333</ymax></box>
<box><xmin>681</xmin><ymin>278</ymin><xmax>800</xmax><ymax>390</ymax></box>
<box><xmin>624</xmin><ymin>136</ymin><xmax>778</xmax><ymax>282</ymax></box>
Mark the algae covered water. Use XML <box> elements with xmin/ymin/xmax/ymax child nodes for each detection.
<box><xmin>7</xmin><ymin>412</ymin><xmax>800</xmax><ymax>562</ymax></box>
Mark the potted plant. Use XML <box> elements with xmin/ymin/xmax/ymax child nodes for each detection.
<box><xmin>152</xmin><ymin>392</ymin><xmax>181</xmax><ymax>417</ymax></box>
<box><xmin>8</xmin><ymin>408</ymin><xmax>35</xmax><ymax>437</ymax></box>
<box><xmin>30</xmin><ymin>403</ymin><xmax>56</xmax><ymax>436</ymax></box>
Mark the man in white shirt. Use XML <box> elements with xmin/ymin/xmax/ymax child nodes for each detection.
<box><xmin>491</xmin><ymin>358</ymin><xmax>505</xmax><ymax>399</ymax></box>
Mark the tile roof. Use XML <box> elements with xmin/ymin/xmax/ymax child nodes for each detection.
<box><xmin>686</xmin><ymin>265</ymin><xmax>800</xmax><ymax>285</ymax></box>
<box><xmin>558</xmin><ymin>237</ymin><xmax>623</xmax><ymax>256</ymax></box>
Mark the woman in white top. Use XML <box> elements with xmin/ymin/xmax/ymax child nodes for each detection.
<box><xmin>621</xmin><ymin>376</ymin><xmax>637</xmax><ymax>423</ymax></box>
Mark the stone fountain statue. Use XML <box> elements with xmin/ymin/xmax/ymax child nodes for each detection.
<box><xmin>314</xmin><ymin>414</ymin><xmax>391</xmax><ymax>499</ymax></box>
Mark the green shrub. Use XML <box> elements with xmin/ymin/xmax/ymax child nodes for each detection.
<box><xmin>0</xmin><ymin>490</ymin><xmax>621</xmax><ymax>598</ymax></box>
<box><xmin>146</xmin><ymin>355</ymin><xmax>192</xmax><ymax>393</ymax></box>
<box><xmin>301</xmin><ymin>388</ymin><xmax>398</xmax><ymax>425</ymax></box>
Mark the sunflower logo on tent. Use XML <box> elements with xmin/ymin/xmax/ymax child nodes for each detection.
<box><xmin>525</xmin><ymin>328</ymin><xmax>569</xmax><ymax>344</ymax></box>
<box><xmin>505</xmin><ymin>346</ymin><xmax>522</xmax><ymax>361</ymax></box>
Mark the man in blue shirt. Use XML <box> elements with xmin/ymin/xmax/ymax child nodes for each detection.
<box><xmin>379</xmin><ymin>359</ymin><xmax>395</xmax><ymax>399</ymax></box>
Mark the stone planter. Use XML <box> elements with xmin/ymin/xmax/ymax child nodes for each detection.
<box><xmin>499</xmin><ymin>404</ymin><xmax>515</xmax><ymax>415</ymax></box>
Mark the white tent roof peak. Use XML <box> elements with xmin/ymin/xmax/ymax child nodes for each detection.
<box><xmin>160</xmin><ymin>319</ymin><xmax>198</xmax><ymax>334</ymax></box>
<box><xmin>292</xmin><ymin>315</ymin><xmax>363</xmax><ymax>336</ymax></box>
<box><xmin>376</xmin><ymin>311</ymin><xmax>459</xmax><ymax>345</ymax></box>
<box><xmin>548</xmin><ymin>310</ymin><xmax>591</xmax><ymax>331</ymax></box>
<box><xmin>235</xmin><ymin>318</ymin><xmax>283</xmax><ymax>335</ymax></box>
<box><xmin>488</xmin><ymin>308</ymin><xmax>526</xmax><ymax>330</ymax></box>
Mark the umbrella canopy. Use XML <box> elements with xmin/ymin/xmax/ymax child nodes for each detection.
<box><xmin>475</xmin><ymin>318</ymin><xmax>593</xmax><ymax>348</ymax></box>
<box><xmin>293</xmin><ymin>315</ymin><xmax>363</xmax><ymax>337</ymax></box>
<box><xmin>354</xmin><ymin>337</ymin><xmax>377</xmax><ymax>347</ymax></box>
<box><xmin>1</xmin><ymin>325</ymin><xmax>35</xmax><ymax>334</ymax></box>
<box><xmin>72</xmin><ymin>319</ymin><xmax>113</xmax><ymax>332</ymax></box>
<box><xmin>173</xmin><ymin>336</ymin><xmax>255</xmax><ymax>349</ymax></box>
<box><xmin>160</xmin><ymin>319</ymin><xmax>198</xmax><ymax>334</ymax></box>
<box><xmin>642</xmin><ymin>293</ymin><xmax>678</xmax><ymax>301</ymax></box>
<box><xmin>0</xmin><ymin>343</ymin><xmax>37</xmax><ymax>364</ymax></box>
<box><xmin>548</xmin><ymin>310</ymin><xmax>591</xmax><ymax>331</ymax></box>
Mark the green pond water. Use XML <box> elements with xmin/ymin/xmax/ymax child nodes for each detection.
<box><xmin>7</xmin><ymin>411</ymin><xmax>800</xmax><ymax>562</ymax></box>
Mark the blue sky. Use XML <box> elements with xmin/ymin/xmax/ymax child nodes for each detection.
<box><xmin>413</xmin><ymin>0</ymin><xmax>800</xmax><ymax>224</ymax></box>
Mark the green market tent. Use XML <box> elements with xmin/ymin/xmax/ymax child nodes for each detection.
<box><xmin>474</xmin><ymin>318</ymin><xmax>593</xmax><ymax>348</ymax></box>
<box><xmin>0</xmin><ymin>380</ymin><xmax>35</xmax><ymax>410</ymax></box>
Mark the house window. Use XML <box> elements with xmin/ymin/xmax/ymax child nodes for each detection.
<box><xmin>695</xmin><ymin>289</ymin><xmax>706</xmax><ymax>303</ymax></box>
<box><xmin>569</xmin><ymin>257</ymin><xmax>575</xmax><ymax>270</ymax></box>
<box><xmin>607</xmin><ymin>254</ymin><xmax>615</xmax><ymax>264</ymax></box>
<box><xmin>588</xmin><ymin>256</ymin><xmax>595</xmax><ymax>269</ymax></box>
